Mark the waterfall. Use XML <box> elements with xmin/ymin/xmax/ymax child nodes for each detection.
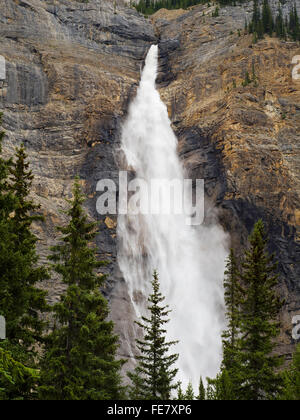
<box><xmin>117</xmin><ymin>45</ymin><xmax>228</xmax><ymax>389</ymax></box>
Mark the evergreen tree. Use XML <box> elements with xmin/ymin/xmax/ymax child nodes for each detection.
<box><xmin>221</xmin><ymin>249</ymin><xmax>242</xmax><ymax>393</ymax></box>
<box><xmin>128</xmin><ymin>271</ymin><xmax>179</xmax><ymax>400</ymax></box>
<box><xmin>288</xmin><ymin>4</ymin><xmax>300</xmax><ymax>41</ymax></box>
<box><xmin>250</xmin><ymin>0</ymin><xmax>261</xmax><ymax>34</ymax></box>
<box><xmin>177</xmin><ymin>383</ymin><xmax>185</xmax><ymax>400</ymax></box>
<box><xmin>0</xmin><ymin>347</ymin><xmax>39</xmax><ymax>400</ymax></box>
<box><xmin>197</xmin><ymin>376</ymin><xmax>206</xmax><ymax>400</ymax></box>
<box><xmin>206</xmin><ymin>370</ymin><xmax>235</xmax><ymax>400</ymax></box>
<box><xmin>0</xmin><ymin>124</ymin><xmax>48</xmax><ymax>371</ymax></box>
<box><xmin>184</xmin><ymin>381</ymin><xmax>195</xmax><ymax>400</ymax></box>
<box><xmin>6</xmin><ymin>144</ymin><xmax>49</xmax><ymax>351</ymax></box>
<box><xmin>39</xmin><ymin>179</ymin><xmax>124</xmax><ymax>400</ymax></box>
<box><xmin>262</xmin><ymin>0</ymin><xmax>274</xmax><ymax>36</ymax></box>
<box><xmin>280</xmin><ymin>344</ymin><xmax>300</xmax><ymax>400</ymax></box>
<box><xmin>0</xmin><ymin>113</ymin><xmax>16</xmax><ymax>307</ymax></box>
<box><xmin>275</xmin><ymin>6</ymin><xmax>286</xmax><ymax>39</ymax></box>
<box><xmin>238</xmin><ymin>220</ymin><xmax>284</xmax><ymax>400</ymax></box>
<box><xmin>0</xmin><ymin>113</ymin><xmax>14</xmax><ymax>219</ymax></box>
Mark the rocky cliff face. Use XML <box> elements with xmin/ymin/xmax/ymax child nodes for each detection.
<box><xmin>154</xmin><ymin>2</ymin><xmax>300</xmax><ymax>359</ymax></box>
<box><xmin>0</xmin><ymin>0</ymin><xmax>299</xmax><ymax>368</ymax></box>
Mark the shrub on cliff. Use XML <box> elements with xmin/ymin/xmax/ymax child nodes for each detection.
<box><xmin>280</xmin><ymin>344</ymin><xmax>300</xmax><ymax>400</ymax></box>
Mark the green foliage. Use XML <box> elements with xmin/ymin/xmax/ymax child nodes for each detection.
<box><xmin>128</xmin><ymin>271</ymin><xmax>179</xmax><ymax>400</ymax></box>
<box><xmin>275</xmin><ymin>6</ymin><xmax>286</xmax><ymax>39</ymax></box>
<box><xmin>177</xmin><ymin>383</ymin><xmax>185</xmax><ymax>399</ymax></box>
<box><xmin>242</xmin><ymin>64</ymin><xmax>258</xmax><ymax>87</ymax></box>
<box><xmin>206</xmin><ymin>370</ymin><xmax>235</xmax><ymax>400</ymax></box>
<box><xmin>5</xmin><ymin>145</ymin><xmax>49</xmax><ymax>352</ymax></box>
<box><xmin>221</xmin><ymin>249</ymin><xmax>242</xmax><ymax>394</ymax></box>
<box><xmin>0</xmin><ymin>118</ymin><xmax>48</xmax><ymax>373</ymax></box>
<box><xmin>238</xmin><ymin>220</ymin><xmax>284</xmax><ymax>400</ymax></box>
<box><xmin>0</xmin><ymin>345</ymin><xmax>39</xmax><ymax>400</ymax></box>
<box><xmin>184</xmin><ymin>381</ymin><xmax>195</xmax><ymax>400</ymax></box>
<box><xmin>288</xmin><ymin>3</ymin><xmax>300</xmax><ymax>40</ymax></box>
<box><xmin>212</xmin><ymin>6</ymin><xmax>220</xmax><ymax>17</ymax></box>
<box><xmin>242</xmin><ymin>71</ymin><xmax>252</xmax><ymax>86</ymax></box>
<box><xmin>197</xmin><ymin>376</ymin><xmax>206</xmax><ymax>400</ymax></box>
<box><xmin>248</xmin><ymin>0</ymin><xmax>300</xmax><ymax>41</ymax></box>
<box><xmin>262</xmin><ymin>0</ymin><xmax>274</xmax><ymax>36</ymax></box>
<box><xmin>176</xmin><ymin>381</ymin><xmax>195</xmax><ymax>400</ymax></box>
<box><xmin>280</xmin><ymin>344</ymin><xmax>300</xmax><ymax>400</ymax></box>
<box><xmin>39</xmin><ymin>179</ymin><xmax>124</xmax><ymax>400</ymax></box>
<box><xmin>133</xmin><ymin>0</ymin><xmax>208</xmax><ymax>16</ymax></box>
<box><xmin>208</xmin><ymin>221</ymin><xmax>284</xmax><ymax>400</ymax></box>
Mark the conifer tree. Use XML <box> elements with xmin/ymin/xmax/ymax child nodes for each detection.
<box><xmin>262</xmin><ymin>0</ymin><xmax>274</xmax><ymax>36</ymax></box>
<box><xmin>39</xmin><ymin>179</ymin><xmax>124</xmax><ymax>400</ymax></box>
<box><xmin>0</xmin><ymin>347</ymin><xmax>39</xmax><ymax>400</ymax></box>
<box><xmin>177</xmin><ymin>383</ymin><xmax>185</xmax><ymax>400</ymax></box>
<box><xmin>206</xmin><ymin>250</ymin><xmax>242</xmax><ymax>401</ymax></box>
<box><xmin>250</xmin><ymin>0</ymin><xmax>261</xmax><ymax>33</ymax></box>
<box><xmin>280</xmin><ymin>344</ymin><xmax>300</xmax><ymax>400</ymax></box>
<box><xmin>197</xmin><ymin>377</ymin><xmax>206</xmax><ymax>400</ymax></box>
<box><xmin>238</xmin><ymin>220</ymin><xmax>284</xmax><ymax>400</ymax></box>
<box><xmin>6</xmin><ymin>144</ymin><xmax>49</xmax><ymax>351</ymax></box>
<box><xmin>206</xmin><ymin>370</ymin><xmax>235</xmax><ymax>400</ymax></box>
<box><xmin>128</xmin><ymin>271</ymin><xmax>179</xmax><ymax>400</ymax></box>
<box><xmin>221</xmin><ymin>249</ymin><xmax>242</xmax><ymax>381</ymax></box>
<box><xmin>0</xmin><ymin>124</ymin><xmax>48</xmax><ymax>366</ymax></box>
<box><xmin>184</xmin><ymin>381</ymin><xmax>195</xmax><ymax>400</ymax></box>
<box><xmin>289</xmin><ymin>4</ymin><xmax>300</xmax><ymax>41</ymax></box>
<box><xmin>275</xmin><ymin>6</ymin><xmax>286</xmax><ymax>39</ymax></box>
<box><xmin>0</xmin><ymin>113</ymin><xmax>14</xmax><ymax>218</ymax></box>
<box><xmin>0</xmin><ymin>113</ymin><xmax>15</xmax><ymax>283</ymax></box>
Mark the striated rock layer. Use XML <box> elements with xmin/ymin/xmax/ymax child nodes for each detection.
<box><xmin>0</xmin><ymin>0</ymin><xmax>299</xmax><ymax>370</ymax></box>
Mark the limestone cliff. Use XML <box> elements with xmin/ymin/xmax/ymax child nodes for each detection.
<box><xmin>0</xmin><ymin>0</ymin><xmax>299</xmax><ymax>368</ymax></box>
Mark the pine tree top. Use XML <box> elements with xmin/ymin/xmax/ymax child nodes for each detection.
<box><xmin>49</xmin><ymin>178</ymin><xmax>107</xmax><ymax>290</ymax></box>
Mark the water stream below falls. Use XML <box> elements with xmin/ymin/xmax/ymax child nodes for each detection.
<box><xmin>117</xmin><ymin>45</ymin><xmax>228</xmax><ymax>389</ymax></box>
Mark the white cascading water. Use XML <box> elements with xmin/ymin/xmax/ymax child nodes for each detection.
<box><xmin>117</xmin><ymin>45</ymin><xmax>228</xmax><ymax>389</ymax></box>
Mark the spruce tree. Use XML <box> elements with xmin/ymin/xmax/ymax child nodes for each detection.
<box><xmin>262</xmin><ymin>0</ymin><xmax>274</xmax><ymax>36</ymax></box>
<box><xmin>128</xmin><ymin>270</ymin><xmax>179</xmax><ymax>400</ymax></box>
<box><xmin>206</xmin><ymin>370</ymin><xmax>235</xmax><ymax>400</ymax></box>
<box><xmin>0</xmin><ymin>347</ymin><xmax>39</xmax><ymax>400</ymax></box>
<box><xmin>39</xmin><ymin>179</ymin><xmax>124</xmax><ymax>400</ymax></box>
<box><xmin>0</xmin><ymin>113</ymin><xmax>14</xmax><ymax>218</ymax></box>
<box><xmin>0</xmin><ymin>124</ymin><xmax>48</xmax><ymax>369</ymax></box>
<box><xmin>251</xmin><ymin>0</ymin><xmax>261</xmax><ymax>34</ymax></box>
<box><xmin>197</xmin><ymin>377</ymin><xmax>206</xmax><ymax>400</ymax></box>
<box><xmin>275</xmin><ymin>6</ymin><xmax>286</xmax><ymax>39</ymax></box>
<box><xmin>280</xmin><ymin>344</ymin><xmax>300</xmax><ymax>400</ymax></box>
<box><xmin>177</xmin><ymin>383</ymin><xmax>185</xmax><ymax>400</ymax></box>
<box><xmin>7</xmin><ymin>144</ymin><xmax>49</xmax><ymax>351</ymax></box>
<box><xmin>0</xmin><ymin>113</ymin><xmax>15</xmax><ymax>293</ymax></box>
<box><xmin>184</xmin><ymin>382</ymin><xmax>195</xmax><ymax>400</ymax></box>
<box><xmin>289</xmin><ymin>4</ymin><xmax>300</xmax><ymax>41</ymax></box>
<box><xmin>207</xmin><ymin>251</ymin><xmax>242</xmax><ymax>400</ymax></box>
<box><xmin>221</xmin><ymin>250</ymin><xmax>242</xmax><ymax>384</ymax></box>
<box><xmin>238</xmin><ymin>220</ymin><xmax>284</xmax><ymax>400</ymax></box>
